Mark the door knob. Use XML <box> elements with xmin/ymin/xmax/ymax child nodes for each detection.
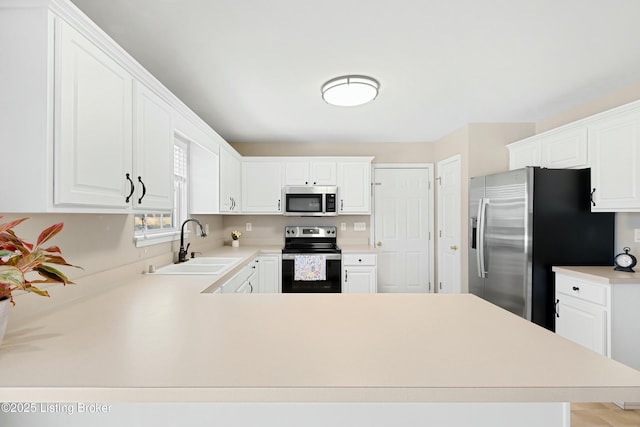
<box><xmin>450</xmin><ymin>245</ymin><xmax>458</xmax><ymax>251</ymax></box>
<box><xmin>376</xmin><ymin>241</ymin><xmax>382</xmax><ymax>247</ymax></box>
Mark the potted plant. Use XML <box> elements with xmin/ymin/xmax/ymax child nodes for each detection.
<box><xmin>0</xmin><ymin>217</ymin><xmax>80</xmax><ymax>345</ymax></box>
<box><xmin>231</xmin><ymin>230</ymin><xmax>242</xmax><ymax>247</ymax></box>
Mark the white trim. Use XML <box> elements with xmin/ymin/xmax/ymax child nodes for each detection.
<box><xmin>371</xmin><ymin>163</ymin><xmax>436</xmax><ymax>293</ymax></box>
<box><xmin>134</xmin><ymin>230</ymin><xmax>184</xmax><ymax>248</ymax></box>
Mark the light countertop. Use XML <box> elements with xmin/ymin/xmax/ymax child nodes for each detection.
<box><xmin>553</xmin><ymin>266</ymin><xmax>640</xmax><ymax>284</ymax></box>
<box><xmin>2</xmin><ymin>263</ymin><xmax>640</xmax><ymax>403</ymax></box>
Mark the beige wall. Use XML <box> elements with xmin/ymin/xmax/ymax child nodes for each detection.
<box><xmin>431</xmin><ymin>123</ymin><xmax>535</xmax><ymax>292</ymax></box>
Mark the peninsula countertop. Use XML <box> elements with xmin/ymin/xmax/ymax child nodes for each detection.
<box><xmin>2</xmin><ymin>258</ymin><xmax>640</xmax><ymax>404</ymax></box>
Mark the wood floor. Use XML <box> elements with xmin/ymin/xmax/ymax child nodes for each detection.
<box><xmin>571</xmin><ymin>403</ymin><xmax>640</xmax><ymax>427</ymax></box>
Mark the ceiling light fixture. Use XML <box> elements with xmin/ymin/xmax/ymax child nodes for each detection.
<box><xmin>321</xmin><ymin>75</ymin><xmax>379</xmax><ymax>107</ymax></box>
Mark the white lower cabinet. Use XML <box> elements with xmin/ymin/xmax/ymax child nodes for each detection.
<box><xmin>221</xmin><ymin>259</ymin><xmax>258</xmax><ymax>294</ymax></box>
<box><xmin>257</xmin><ymin>254</ymin><xmax>282</xmax><ymax>293</ymax></box>
<box><xmin>342</xmin><ymin>254</ymin><xmax>377</xmax><ymax>293</ymax></box>
<box><xmin>554</xmin><ymin>271</ymin><xmax>640</xmax><ymax>370</ymax></box>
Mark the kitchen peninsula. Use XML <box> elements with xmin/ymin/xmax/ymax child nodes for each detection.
<box><xmin>1</xmin><ymin>248</ymin><xmax>640</xmax><ymax>426</ymax></box>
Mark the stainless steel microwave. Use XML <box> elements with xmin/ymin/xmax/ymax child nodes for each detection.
<box><xmin>282</xmin><ymin>186</ymin><xmax>338</xmax><ymax>216</ymax></box>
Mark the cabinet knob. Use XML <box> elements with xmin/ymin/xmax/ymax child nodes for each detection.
<box><xmin>572</xmin><ymin>286</ymin><xmax>580</xmax><ymax>291</ymax></box>
<box><xmin>376</xmin><ymin>241</ymin><xmax>382</xmax><ymax>247</ymax></box>
<box><xmin>450</xmin><ymin>245</ymin><xmax>458</xmax><ymax>251</ymax></box>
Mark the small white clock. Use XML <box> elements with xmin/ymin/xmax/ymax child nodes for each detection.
<box><xmin>614</xmin><ymin>247</ymin><xmax>637</xmax><ymax>272</ymax></box>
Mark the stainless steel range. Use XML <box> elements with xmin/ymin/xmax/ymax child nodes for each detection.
<box><xmin>282</xmin><ymin>226</ymin><xmax>341</xmax><ymax>293</ymax></box>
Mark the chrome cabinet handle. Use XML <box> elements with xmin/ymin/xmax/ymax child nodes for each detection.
<box><xmin>137</xmin><ymin>176</ymin><xmax>146</xmax><ymax>204</ymax></box>
<box><xmin>590</xmin><ymin>188</ymin><xmax>596</xmax><ymax>207</ymax></box>
<box><xmin>125</xmin><ymin>173</ymin><xmax>135</xmax><ymax>203</ymax></box>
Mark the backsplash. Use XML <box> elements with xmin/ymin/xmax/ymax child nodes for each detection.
<box><xmin>221</xmin><ymin>215</ymin><xmax>371</xmax><ymax>247</ymax></box>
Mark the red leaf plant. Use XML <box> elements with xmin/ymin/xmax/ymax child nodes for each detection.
<box><xmin>0</xmin><ymin>217</ymin><xmax>81</xmax><ymax>305</ymax></box>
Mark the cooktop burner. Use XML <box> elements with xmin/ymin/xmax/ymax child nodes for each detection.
<box><xmin>283</xmin><ymin>226</ymin><xmax>341</xmax><ymax>254</ymax></box>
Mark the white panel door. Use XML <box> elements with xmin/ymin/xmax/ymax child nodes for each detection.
<box><xmin>338</xmin><ymin>161</ymin><xmax>371</xmax><ymax>213</ymax></box>
<box><xmin>242</xmin><ymin>161</ymin><xmax>282</xmax><ymax>213</ymax></box>
<box><xmin>374</xmin><ymin>167</ymin><xmax>433</xmax><ymax>293</ymax></box>
<box><xmin>556</xmin><ymin>296</ymin><xmax>607</xmax><ymax>355</ymax></box>
<box><xmin>55</xmin><ymin>20</ymin><xmax>132</xmax><ymax>208</ymax></box>
<box><xmin>589</xmin><ymin>110</ymin><xmax>640</xmax><ymax>211</ymax></box>
<box><xmin>437</xmin><ymin>155</ymin><xmax>461</xmax><ymax>293</ymax></box>
<box><xmin>133</xmin><ymin>83</ymin><xmax>174</xmax><ymax>210</ymax></box>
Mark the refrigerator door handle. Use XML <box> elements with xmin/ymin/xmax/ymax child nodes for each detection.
<box><xmin>477</xmin><ymin>198</ymin><xmax>488</xmax><ymax>278</ymax></box>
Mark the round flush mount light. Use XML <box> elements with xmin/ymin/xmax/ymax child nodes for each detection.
<box><xmin>321</xmin><ymin>75</ymin><xmax>379</xmax><ymax>107</ymax></box>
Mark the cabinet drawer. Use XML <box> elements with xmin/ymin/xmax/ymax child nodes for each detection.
<box><xmin>556</xmin><ymin>275</ymin><xmax>607</xmax><ymax>305</ymax></box>
<box><xmin>343</xmin><ymin>254</ymin><xmax>377</xmax><ymax>266</ymax></box>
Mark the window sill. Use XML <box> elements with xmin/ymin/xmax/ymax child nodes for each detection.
<box><xmin>134</xmin><ymin>230</ymin><xmax>185</xmax><ymax>247</ymax></box>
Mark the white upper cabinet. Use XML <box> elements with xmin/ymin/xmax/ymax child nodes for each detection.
<box><xmin>589</xmin><ymin>109</ymin><xmax>640</xmax><ymax>211</ymax></box>
<box><xmin>242</xmin><ymin>159</ymin><xmax>282</xmax><ymax>213</ymax></box>
<box><xmin>540</xmin><ymin>126</ymin><xmax>588</xmax><ymax>169</ymax></box>
<box><xmin>507</xmin><ymin>125</ymin><xmax>588</xmax><ymax>171</ymax></box>
<box><xmin>132</xmin><ymin>82</ymin><xmax>174</xmax><ymax>210</ymax></box>
<box><xmin>0</xmin><ymin>3</ymin><xmax>230</xmax><ymax>213</ymax></box>
<box><xmin>508</xmin><ymin>138</ymin><xmax>542</xmax><ymax>170</ymax></box>
<box><xmin>189</xmin><ymin>142</ymin><xmax>219</xmax><ymax>214</ymax></box>
<box><xmin>283</xmin><ymin>160</ymin><xmax>337</xmax><ymax>186</ymax></box>
<box><xmin>55</xmin><ymin>19</ymin><xmax>133</xmax><ymax>209</ymax></box>
<box><xmin>337</xmin><ymin>159</ymin><xmax>373</xmax><ymax>214</ymax></box>
<box><xmin>220</xmin><ymin>147</ymin><xmax>242</xmax><ymax>212</ymax></box>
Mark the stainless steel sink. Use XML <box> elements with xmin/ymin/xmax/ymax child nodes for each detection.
<box><xmin>152</xmin><ymin>257</ymin><xmax>242</xmax><ymax>275</ymax></box>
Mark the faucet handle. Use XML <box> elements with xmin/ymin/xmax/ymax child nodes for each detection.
<box><xmin>190</xmin><ymin>251</ymin><xmax>202</xmax><ymax>259</ymax></box>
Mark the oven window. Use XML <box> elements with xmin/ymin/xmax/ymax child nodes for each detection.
<box><xmin>282</xmin><ymin>258</ymin><xmax>341</xmax><ymax>293</ymax></box>
<box><xmin>286</xmin><ymin>194</ymin><xmax>323</xmax><ymax>213</ymax></box>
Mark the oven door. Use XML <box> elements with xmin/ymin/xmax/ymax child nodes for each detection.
<box><xmin>282</xmin><ymin>253</ymin><xmax>342</xmax><ymax>293</ymax></box>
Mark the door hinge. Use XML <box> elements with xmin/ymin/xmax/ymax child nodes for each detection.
<box><xmin>428</xmin><ymin>181</ymin><xmax>431</xmax><ymax>190</ymax></box>
<box><xmin>428</xmin><ymin>231</ymin><xmax>431</xmax><ymax>240</ymax></box>
<box><xmin>436</xmin><ymin>176</ymin><xmax>442</xmax><ymax>185</ymax></box>
<box><xmin>439</xmin><ymin>282</ymin><xmax>442</xmax><ymax>290</ymax></box>
<box><xmin>439</xmin><ymin>230</ymin><xmax>442</xmax><ymax>238</ymax></box>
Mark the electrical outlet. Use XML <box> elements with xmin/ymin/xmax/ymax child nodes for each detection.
<box><xmin>354</xmin><ymin>222</ymin><xmax>366</xmax><ymax>231</ymax></box>
<box><xmin>635</xmin><ymin>229</ymin><xmax>640</xmax><ymax>242</ymax></box>
<box><xmin>246</xmin><ymin>223</ymin><xmax>252</xmax><ymax>232</ymax></box>
<box><xmin>340</xmin><ymin>223</ymin><xmax>347</xmax><ymax>231</ymax></box>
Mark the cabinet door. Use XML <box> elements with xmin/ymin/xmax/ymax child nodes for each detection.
<box><xmin>133</xmin><ymin>83</ymin><xmax>174</xmax><ymax>210</ymax></box>
<box><xmin>343</xmin><ymin>266</ymin><xmax>377</xmax><ymax>293</ymax></box>
<box><xmin>242</xmin><ymin>161</ymin><xmax>282</xmax><ymax>212</ymax></box>
<box><xmin>541</xmin><ymin>127</ymin><xmax>588</xmax><ymax>169</ymax></box>
<box><xmin>283</xmin><ymin>161</ymin><xmax>310</xmax><ymax>185</ymax></box>
<box><xmin>190</xmin><ymin>142</ymin><xmax>219</xmax><ymax>214</ymax></box>
<box><xmin>311</xmin><ymin>161</ymin><xmax>337</xmax><ymax>185</ymax></box>
<box><xmin>258</xmin><ymin>255</ymin><xmax>282</xmax><ymax>293</ymax></box>
<box><xmin>337</xmin><ymin>161</ymin><xmax>371</xmax><ymax>213</ymax></box>
<box><xmin>556</xmin><ymin>296</ymin><xmax>607</xmax><ymax>355</ymax></box>
<box><xmin>589</xmin><ymin>110</ymin><xmax>640</xmax><ymax>211</ymax></box>
<box><xmin>55</xmin><ymin>20</ymin><xmax>133</xmax><ymax>208</ymax></box>
<box><xmin>508</xmin><ymin>140</ymin><xmax>541</xmax><ymax>170</ymax></box>
<box><xmin>220</xmin><ymin>148</ymin><xmax>241</xmax><ymax>212</ymax></box>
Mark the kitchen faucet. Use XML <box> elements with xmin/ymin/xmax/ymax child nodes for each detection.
<box><xmin>178</xmin><ymin>218</ymin><xmax>207</xmax><ymax>263</ymax></box>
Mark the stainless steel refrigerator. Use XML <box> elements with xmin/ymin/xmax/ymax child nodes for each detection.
<box><xmin>469</xmin><ymin>167</ymin><xmax>614</xmax><ymax>331</ymax></box>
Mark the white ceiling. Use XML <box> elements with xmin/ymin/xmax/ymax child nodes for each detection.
<box><xmin>69</xmin><ymin>0</ymin><xmax>640</xmax><ymax>144</ymax></box>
